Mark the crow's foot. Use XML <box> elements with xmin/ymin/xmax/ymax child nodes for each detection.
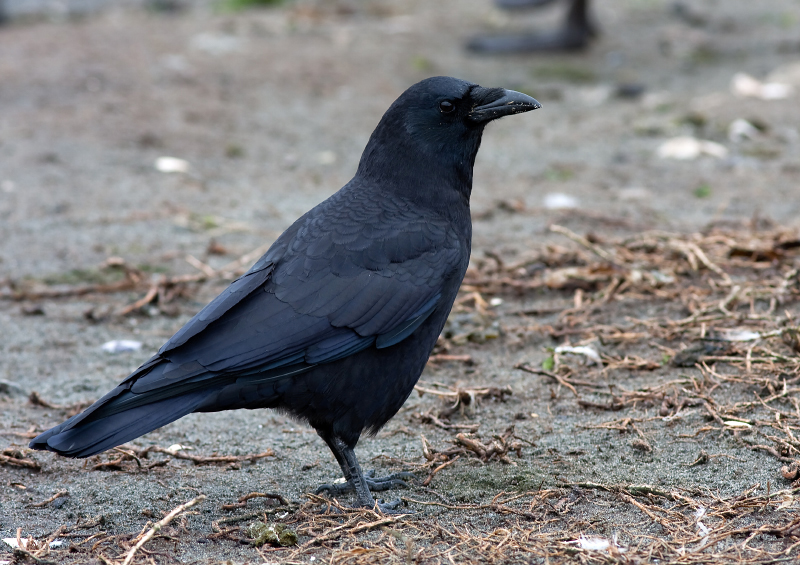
<box><xmin>374</xmin><ymin>498</ymin><xmax>413</xmax><ymax>514</ymax></box>
<box><xmin>315</xmin><ymin>470</ymin><xmax>415</xmax><ymax>496</ymax></box>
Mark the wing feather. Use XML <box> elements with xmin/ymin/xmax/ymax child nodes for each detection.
<box><xmin>121</xmin><ymin>186</ymin><xmax>465</xmax><ymax>400</ymax></box>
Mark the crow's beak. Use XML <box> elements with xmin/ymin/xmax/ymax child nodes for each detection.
<box><xmin>467</xmin><ymin>88</ymin><xmax>541</xmax><ymax>124</ymax></box>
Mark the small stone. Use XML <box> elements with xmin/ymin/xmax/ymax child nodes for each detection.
<box><xmin>0</xmin><ymin>380</ymin><xmax>26</xmax><ymax>397</ymax></box>
<box><xmin>21</xmin><ymin>304</ymin><xmax>46</xmax><ymax>316</ymax></box>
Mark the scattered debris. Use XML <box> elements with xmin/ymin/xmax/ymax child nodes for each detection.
<box><xmin>731</xmin><ymin>72</ymin><xmax>793</xmax><ymax>100</ymax></box>
<box><xmin>87</xmin><ymin>444</ymin><xmax>275</xmax><ymax>471</ymax></box>
<box><xmin>20</xmin><ymin>304</ymin><xmax>45</xmax><ymax>316</ymax></box>
<box><xmin>414</xmin><ymin>383</ymin><xmax>512</xmax><ymax>420</ymax></box>
<box><xmin>0</xmin><ymin>379</ymin><xmax>25</xmax><ymax>398</ymax></box>
<box><xmin>631</xmin><ymin>438</ymin><xmax>653</xmax><ymax>452</ymax></box>
<box><xmin>28</xmin><ymin>491</ymin><xmax>69</xmax><ymax>508</ymax></box>
<box><xmin>728</xmin><ymin>118</ymin><xmax>761</xmax><ymax>142</ymax></box>
<box><xmin>555</xmin><ymin>345</ymin><xmax>603</xmax><ymax>367</ymax></box>
<box><xmin>573</xmin><ymin>534</ymin><xmax>626</xmax><ymax>553</ymax></box>
<box><xmin>0</xmin><ymin>448</ymin><xmax>41</xmax><ymax>471</ymax></box>
<box><xmin>2</xmin><ymin>537</ymin><xmax>26</xmax><ymax>550</ymax></box>
<box><xmin>28</xmin><ymin>391</ymin><xmax>92</xmax><ymax>417</ymax></box>
<box><xmin>245</xmin><ymin>521</ymin><xmax>298</xmax><ymax>547</ymax></box>
<box><xmin>657</xmin><ymin>136</ymin><xmax>729</xmax><ymax>160</ymax></box>
<box><xmin>154</xmin><ymin>156</ymin><xmax>191</xmax><ymax>173</ymax></box>
<box><xmin>455</xmin><ymin>426</ymin><xmax>523</xmax><ymax>465</ymax></box>
<box><xmin>222</xmin><ymin>492</ymin><xmax>290</xmax><ymax>511</ymax></box>
<box><xmin>712</xmin><ymin>328</ymin><xmax>769</xmax><ymax>342</ymax></box>
<box><xmin>416</xmin><ymin>427</ymin><xmax>523</xmax><ymax>486</ymax></box>
<box><xmin>426</xmin><ymin>354</ymin><xmax>474</xmax><ymax>364</ymax></box>
<box><xmin>543</xmin><ymin>193</ymin><xmax>579</xmax><ymax>210</ymax></box>
<box><xmin>101</xmin><ymin>339</ymin><xmax>142</xmax><ymax>353</ymax></box>
<box><xmin>781</xmin><ymin>461</ymin><xmax>800</xmax><ymax>481</ymax></box>
<box><xmin>122</xmin><ymin>495</ymin><xmax>205</xmax><ymax>565</ymax></box>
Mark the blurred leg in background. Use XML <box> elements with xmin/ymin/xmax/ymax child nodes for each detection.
<box><xmin>467</xmin><ymin>0</ymin><xmax>597</xmax><ymax>54</ymax></box>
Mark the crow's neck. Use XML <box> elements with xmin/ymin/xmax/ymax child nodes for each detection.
<box><xmin>355</xmin><ymin>135</ymin><xmax>480</xmax><ymax>236</ymax></box>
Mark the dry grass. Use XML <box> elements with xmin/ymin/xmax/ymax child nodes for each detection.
<box><xmin>4</xmin><ymin>221</ymin><xmax>800</xmax><ymax>564</ymax></box>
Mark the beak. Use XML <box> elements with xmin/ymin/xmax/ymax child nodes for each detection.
<box><xmin>467</xmin><ymin>87</ymin><xmax>541</xmax><ymax>124</ymax></box>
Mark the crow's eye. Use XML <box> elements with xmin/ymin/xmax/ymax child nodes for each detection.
<box><xmin>438</xmin><ymin>100</ymin><xmax>455</xmax><ymax>114</ymax></box>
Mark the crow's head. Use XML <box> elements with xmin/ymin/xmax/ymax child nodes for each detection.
<box><xmin>399</xmin><ymin>76</ymin><xmax>541</xmax><ymax>141</ymax></box>
<box><xmin>357</xmin><ymin>76</ymin><xmax>540</xmax><ymax>191</ymax></box>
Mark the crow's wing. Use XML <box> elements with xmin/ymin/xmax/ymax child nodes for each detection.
<box><xmin>124</xmin><ymin>187</ymin><xmax>465</xmax><ymax>396</ymax></box>
<box><xmin>31</xmin><ymin>187</ymin><xmax>466</xmax><ymax>457</ymax></box>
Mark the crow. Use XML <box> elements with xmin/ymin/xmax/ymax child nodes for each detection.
<box><xmin>30</xmin><ymin>76</ymin><xmax>540</xmax><ymax>512</ymax></box>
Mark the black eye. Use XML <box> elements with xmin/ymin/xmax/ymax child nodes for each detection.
<box><xmin>439</xmin><ymin>100</ymin><xmax>455</xmax><ymax>114</ymax></box>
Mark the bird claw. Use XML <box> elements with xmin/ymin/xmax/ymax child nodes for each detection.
<box><xmin>365</xmin><ymin>470</ymin><xmax>416</xmax><ymax>492</ymax></box>
<box><xmin>375</xmin><ymin>498</ymin><xmax>414</xmax><ymax>515</ymax></box>
<box><xmin>315</xmin><ymin>481</ymin><xmax>349</xmax><ymax>496</ymax></box>
<box><xmin>315</xmin><ymin>470</ymin><xmax>415</xmax><ymax>495</ymax></box>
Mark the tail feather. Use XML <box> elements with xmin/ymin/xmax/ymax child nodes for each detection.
<box><xmin>30</xmin><ymin>339</ymin><xmax>312</xmax><ymax>457</ymax></box>
<box><xmin>30</xmin><ymin>389</ymin><xmax>213</xmax><ymax>458</ymax></box>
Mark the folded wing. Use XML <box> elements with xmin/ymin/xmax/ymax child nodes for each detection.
<box><xmin>31</xmin><ymin>188</ymin><xmax>464</xmax><ymax>456</ymax></box>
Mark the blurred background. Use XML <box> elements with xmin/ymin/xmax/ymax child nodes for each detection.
<box><xmin>1</xmin><ymin>0</ymin><xmax>798</xmax><ymax>281</ymax></box>
<box><xmin>2</xmin><ymin>3</ymin><xmax>800</xmax><ymax>560</ymax></box>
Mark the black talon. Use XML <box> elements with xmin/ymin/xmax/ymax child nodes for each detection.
<box><xmin>315</xmin><ymin>481</ymin><xmax>352</xmax><ymax>495</ymax></box>
<box><xmin>376</xmin><ymin>498</ymin><xmax>411</xmax><ymax>514</ymax></box>
<box><xmin>315</xmin><ymin>470</ymin><xmax>415</xmax><ymax>495</ymax></box>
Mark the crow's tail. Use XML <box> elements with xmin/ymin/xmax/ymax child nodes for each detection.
<box><xmin>29</xmin><ymin>360</ymin><xmax>216</xmax><ymax>458</ymax></box>
<box><xmin>29</xmin><ymin>392</ymin><xmax>211</xmax><ymax>458</ymax></box>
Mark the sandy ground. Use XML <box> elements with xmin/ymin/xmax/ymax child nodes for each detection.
<box><xmin>2</xmin><ymin>0</ymin><xmax>800</xmax><ymax>563</ymax></box>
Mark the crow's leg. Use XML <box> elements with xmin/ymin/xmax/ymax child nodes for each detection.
<box><xmin>315</xmin><ymin>435</ymin><xmax>411</xmax><ymax>513</ymax></box>
<box><xmin>467</xmin><ymin>0</ymin><xmax>596</xmax><ymax>54</ymax></box>
<box><xmin>495</xmin><ymin>0</ymin><xmax>559</xmax><ymax>9</ymax></box>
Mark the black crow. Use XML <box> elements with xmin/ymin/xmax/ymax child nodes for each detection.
<box><xmin>30</xmin><ymin>76</ymin><xmax>540</xmax><ymax>512</ymax></box>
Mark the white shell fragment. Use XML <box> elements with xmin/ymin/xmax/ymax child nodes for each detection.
<box><xmin>728</xmin><ymin>118</ymin><xmax>761</xmax><ymax>142</ymax></box>
<box><xmin>578</xmin><ymin>537</ymin><xmax>611</xmax><ymax>551</ymax></box>
<box><xmin>155</xmin><ymin>156</ymin><xmax>190</xmax><ymax>174</ymax></box>
<box><xmin>166</xmin><ymin>443</ymin><xmax>191</xmax><ymax>453</ymax></box>
<box><xmin>555</xmin><ymin>345</ymin><xmax>603</xmax><ymax>367</ymax></box>
<box><xmin>2</xmin><ymin>538</ymin><xmax>27</xmax><ymax>549</ymax></box>
<box><xmin>101</xmin><ymin>340</ymin><xmax>142</xmax><ymax>353</ymax></box>
<box><xmin>777</xmin><ymin>494</ymin><xmax>794</xmax><ymax>510</ymax></box>
<box><xmin>767</xmin><ymin>62</ymin><xmax>800</xmax><ymax>89</ymax></box>
<box><xmin>572</xmin><ymin>535</ymin><xmax>626</xmax><ymax>553</ymax></box>
<box><xmin>723</xmin><ymin>420</ymin><xmax>752</xmax><ymax>428</ymax></box>
<box><xmin>731</xmin><ymin>72</ymin><xmax>793</xmax><ymax>100</ymax></box>
<box><xmin>543</xmin><ymin>192</ymin><xmax>579</xmax><ymax>209</ymax></box>
<box><xmin>657</xmin><ymin>136</ymin><xmax>728</xmax><ymax>160</ymax></box>
<box><xmin>716</xmin><ymin>329</ymin><xmax>762</xmax><ymax>342</ymax></box>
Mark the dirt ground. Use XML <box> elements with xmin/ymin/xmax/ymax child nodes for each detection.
<box><xmin>2</xmin><ymin>0</ymin><xmax>800</xmax><ymax>563</ymax></box>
